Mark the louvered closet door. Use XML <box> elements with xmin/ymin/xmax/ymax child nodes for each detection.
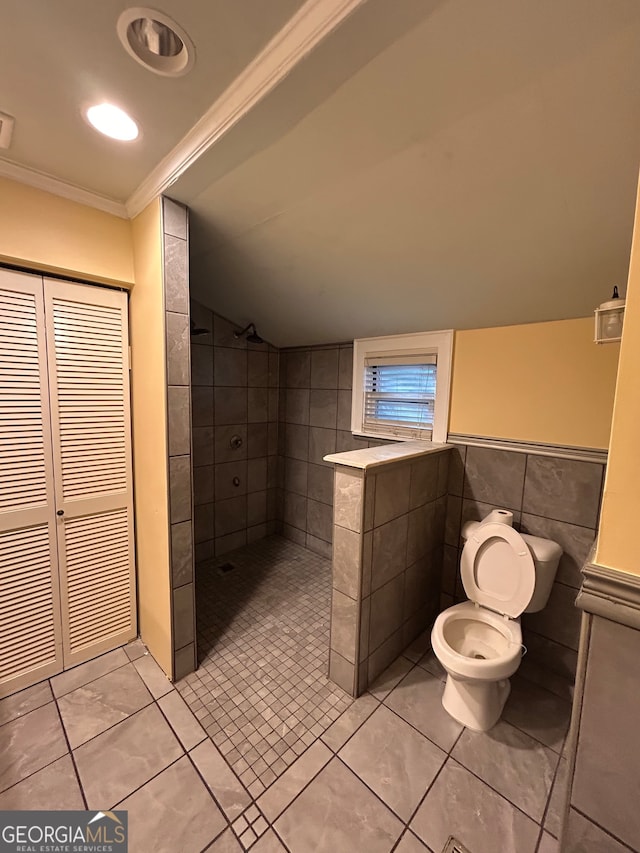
<box><xmin>44</xmin><ymin>279</ymin><xmax>136</xmax><ymax>668</ymax></box>
<box><xmin>0</xmin><ymin>269</ymin><xmax>63</xmax><ymax>697</ymax></box>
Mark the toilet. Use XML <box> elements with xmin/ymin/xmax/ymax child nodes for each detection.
<box><xmin>431</xmin><ymin>509</ymin><xmax>562</xmax><ymax>731</ymax></box>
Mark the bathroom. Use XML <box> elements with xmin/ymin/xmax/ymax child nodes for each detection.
<box><xmin>2</xmin><ymin>1</ymin><xmax>640</xmax><ymax>851</ymax></box>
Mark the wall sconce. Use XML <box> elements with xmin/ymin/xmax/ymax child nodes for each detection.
<box><xmin>594</xmin><ymin>286</ymin><xmax>625</xmax><ymax>344</ymax></box>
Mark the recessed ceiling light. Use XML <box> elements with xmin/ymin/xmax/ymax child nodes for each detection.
<box><xmin>86</xmin><ymin>103</ymin><xmax>139</xmax><ymax>141</ymax></box>
<box><xmin>117</xmin><ymin>7</ymin><xmax>195</xmax><ymax>77</ymax></box>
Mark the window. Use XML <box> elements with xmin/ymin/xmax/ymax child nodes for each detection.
<box><xmin>351</xmin><ymin>330</ymin><xmax>453</xmax><ymax>443</ymax></box>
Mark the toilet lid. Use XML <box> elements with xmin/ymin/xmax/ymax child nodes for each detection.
<box><xmin>460</xmin><ymin>522</ymin><xmax>535</xmax><ymax>618</ymax></box>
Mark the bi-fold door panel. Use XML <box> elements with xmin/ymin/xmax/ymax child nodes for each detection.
<box><xmin>0</xmin><ymin>269</ymin><xmax>63</xmax><ymax>697</ymax></box>
<box><xmin>44</xmin><ymin>279</ymin><xmax>136</xmax><ymax>668</ymax></box>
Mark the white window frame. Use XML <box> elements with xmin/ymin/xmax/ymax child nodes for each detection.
<box><xmin>351</xmin><ymin>330</ymin><xmax>453</xmax><ymax>443</ymax></box>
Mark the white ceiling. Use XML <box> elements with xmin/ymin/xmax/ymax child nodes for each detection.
<box><xmin>0</xmin><ymin>0</ymin><xmax>306</xmax><ymax>201</ymax></box>
<box><xmin>2</xmin><ymin>0</ymin><xmax>640</xmax><ymax>346</ymax></box>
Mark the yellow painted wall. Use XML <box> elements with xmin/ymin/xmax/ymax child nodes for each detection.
<box><xmin>597</xmin><ymin>176</ymin><xmax>640</xmax><ymax>575</ymax></box>
<box><xmin>130</xmin><ymin>199</ymin><xmax>173</xmax><ymax>676</ymax></box>
<box><xmin>449</xmin><ymin>318</ymin><xmax>619</xmax><ymax>449</ymax></box>
<box><xmin>0</xmin><ymin>176</ymin><xmax>134</xmax><ymax>286</ymax></box>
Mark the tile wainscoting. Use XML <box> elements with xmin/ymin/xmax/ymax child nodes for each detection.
<box><xmin>444</xmin><ymin>441</ymin><xmax>605</xmax><ymax>683</ymax></box>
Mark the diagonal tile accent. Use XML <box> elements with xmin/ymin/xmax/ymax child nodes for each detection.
<box><xmin>57</xmin><ymin>663</ymin><xmax>152</xmax><ymax>748</ymax></box>
<box><xmin>411</xmin><ymin>758</ymin><xmax>539</xmax><ymax>853</ymax></box>
<box><xmin>384</xmin><ymin>666</ymin><xmax>463</xmax><ymax>752</ymax></box>
<box><xmin>74</xmin><ymin>704</ymin><xmax>182</xmax><ymax>808</ymax></box>
<box><xmin>119</xmin><ymin>756</ymin><xmax>226</xmax><ymax>853</ymax></box>
<box><xmin>50</xmin><ymin>648</ymin><xmax>129</xmax><ymax>698</ymax></box>
<box><xmin>0</xmin><ymin>703</ymin><xmax>67</xmax><ymax>793</ymax></box>
<box><xmin>339</xmin><ymin>704</ymin><xmax>446</xmax><ymax>821</ymax></box>
<box><xmin>275</xmin><ymin>758</ymin><xmax>403</xmax><ymax>853</ymax></box>
<box><xmin>451</xmin><ymin>720</ymin><xmax>558</xmax><ymax>822</ymax></box>
<box><xmin>0</xmin><ymin>755</ymin><xmax>83</xmax><ymax>810</ymax></box>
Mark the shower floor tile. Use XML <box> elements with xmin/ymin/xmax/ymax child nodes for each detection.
<box><xmin>177</xmin><ymin>536</ymin><xmax>353</xmax><ymax>795</ymax></box>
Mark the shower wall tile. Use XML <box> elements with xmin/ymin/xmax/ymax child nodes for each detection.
<box><xmin>191</xmin><ymin>298</ymin><xmax>278</xmax><ymax>564</ymax></box>
<box><xmin>278</xmin><ymin>343</ymin><xmax>385</xmax><ymax>559</ymax></box>
<box><xmin>162</xmin><ymin>196</ymin><xmax>196</xmax><ymax>680</ymax></box>
<box><xmin>164</xmin><ymin>235</ymin><xmax>189</xmax><ymax>313</ymax></box>
<box><xmin>166</xmin><ymin>312</ymin><xmax>190</xmax><ymax>386</ymax></box>
<box><xmin>169</xmin><ymin>456</ymin><xmax>191</xmax><ymax>524</ymax></box>
<box><xmin>168</xmin><ymin>385</ymin><xmax>191</xmax><ymax>457</ymax></box>
<box><xmin>443</xmin><ymin>440</ymin><xmax>606</xmax><ymax>682</ymax></box>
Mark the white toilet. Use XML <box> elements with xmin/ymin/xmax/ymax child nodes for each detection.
<box><xmin>431</xmin><ymin>509</ymin><xmax>562</xmax><ymax>731</ymax></box>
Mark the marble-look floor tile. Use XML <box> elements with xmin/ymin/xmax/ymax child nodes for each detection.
<box><xmin>416</xmin><ymin>649</ymin><xmax>445</xmax><ymax>681</ymax></box>
<box><xmin>544</xmin><ymin>757</ymin><xmax>569</xmax><ymax>838</ymax></box>
<box><xmin>411</xmin><ymin>758</ymin><xmax>539</xmax><ymax>853</ymax></box>
<box><xmin>132</xmin><ymin>653</ymin><xmax>173</xmax><ymax>698</ymax></box>
<box><xmin>74</xmin><ymin>704</ymin><xmax>182</xmax><ymax>808</ymax></box>
<box><xmin>503</xmin><ymin>676</ymin><xmax>571</xmax><ymax>753</ymax></box>
<box><xmin>0</xmin><ymin>680</ymin><xmax>52</xmax><ymax>725</ymax></box>
<box><xmin>394</xmin><ymin>831</ymin><xmax>432</xmax><ymax>853</ymax></box>
<box><xmin>51</xmin><ymin>648</ymin><xmax>128</xmax><ymax>697</ymax></box>
<box><xmin>204</xmin><ymin>828</ymin><xmax>243</xmax><ymax>852</ymax></box>
<box><xmin>124</xmin><ymin>638</ymin><xmax>147</xmax><ymax>661</ymax></box>
<box><xmin>564</xmin><ymin>808</ymin><xmax>630</xmax><ymax>853</ymax></box>
<box><xmin>321</xmin><ymin>693</ymin><xmax>379</xmax><ymax>752</ymax></box>
<box><xmin>57</xmin><ymin>663</ymin><xmax>152</xmax><ymax>748</ymax></box>
<box><xmin>451</xmin><ymin>720</ymin><xmax>558</xmax><ymax>822</ymax></box>
<box><xmin>0</xmin><ymin>755</ymin><xmax>83</xmax><ymax>810</ymax></box>
<box><xmin>401</xmin><ymin>629</ymin><xmax>432</xmax><ymax>663</ymax></box>
<box><xmin>120</xmin><ymin>756</ymin><xmax>226</xmax><ymax>853</ymax></box>
<box><xmin>258</xmin><ymin>741</ymin><xmax>332</xmax><ymax>822</ymax></box>
<box><xmin>537</xmin><ymin>832</ymin><xmax>559</xmax><ymax>853</ymax></box>
<box><xmin>368</xmin><ymin>655</ymin><xmax>414</xmax><ymax>701</ymax></box>
<box><xmin>384</xmin><ymin>667</ymin><xmax>463</xmax><ymax>752</ymax></box>
<box><xmin>189</xmin><ymin>738</ymin><xmax>251</xmax><ymax>821</ymax></box>
<box><xmin>250</xmin><ymin>830</ymin><xmax>289</xmax><ymax>852</ymax></box>
<box><xmin>158</xmin><ymin>691</ymin><xmax>206</xmax><ymax>751</ymax></box>
<box><xmin>339</xmin><ymin>705</ymin><xmax>446</xmax><ymax>820</ymax></box>
<box><xmin>275</xmin><ymin>759</ymin><xmax>403</xmax><ymax>853</ymax></box>
<box><xmin>0</xmin><ymin>703</ymin><xmax>67</xmax><ymax>793</ymax></box>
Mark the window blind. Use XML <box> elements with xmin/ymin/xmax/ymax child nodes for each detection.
<box><xmin>363</xmin><ymin>354</ymin><xmax>437</xmax><ymax>438</ymax></box>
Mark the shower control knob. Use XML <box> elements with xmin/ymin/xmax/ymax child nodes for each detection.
<box><xmin>230</xmin><ymin>435</ymin><xmax>243</xmax><ymax>450</ymax></box>
<box><xmin>233</xmin><ymin>477</ymin><xmax>241</xmax><ymax>487</ymax></box>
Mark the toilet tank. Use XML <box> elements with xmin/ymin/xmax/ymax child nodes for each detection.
<box><xmin>461</xmin><ymin>520</ymin><xmax>562</xmax><ymax>613</ymax></box>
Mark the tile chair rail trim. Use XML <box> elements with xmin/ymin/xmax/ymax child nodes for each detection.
<box><xmin>576</xmin><ymin>544</ymin><xmax>640</xmax><ymax>631</ymax></box>
<box><xmin>447</xmin><ymin>433</ymin><xmax>608</xmax><ymax>465</ymax></box>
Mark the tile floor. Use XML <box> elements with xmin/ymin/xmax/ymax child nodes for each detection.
<box><xmin>0</xmin><ymin>536</ymin><xmax>574</xmax><ymax>853</ymax></box>
<box><xmin>177</xmin><ymin>536</ymin><xmax>352</xmax><ymax>798</ymax></box>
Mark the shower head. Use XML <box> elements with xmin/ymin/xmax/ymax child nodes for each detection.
<box><xmin>190</xmin><ymin>320</ymin><xmax>210</xmax><ymax>337</ymax></box>
<box><xmin>234</xmin><ymin>323</ymin><xmax>264</xmax><ymax>344</ymax></box>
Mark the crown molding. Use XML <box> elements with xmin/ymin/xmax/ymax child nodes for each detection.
<box><xmin>0</xmin><ymin>157</ymin><xmax>128</xmax><ymax>218</ymax></box>
<box><xmin>125</xmin><ymin>0</ymin><xmax>367</xmax><ymax>218</ymax></box>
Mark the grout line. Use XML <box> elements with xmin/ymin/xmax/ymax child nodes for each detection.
<box><xmin>569</xmin><ymin>806</ymin><xmax>637</xmax><ymax>853</ymax></box>
<box><xmin>51</xmin><ymin>688</ymin><xmax>88</xmax><ymax>810</ymax></box>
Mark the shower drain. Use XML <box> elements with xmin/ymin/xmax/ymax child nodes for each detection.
<box><xmin>442</xmin><ymin>837</ymin><xmax>472</xmax><ymax>853</ymax></box>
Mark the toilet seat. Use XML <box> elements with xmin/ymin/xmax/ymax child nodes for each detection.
<box><xmin>461</xmin><ymin>521</ymin><xmax>535</xmax><ymax>618</ymax></box>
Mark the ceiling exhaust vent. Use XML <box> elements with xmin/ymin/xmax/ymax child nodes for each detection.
<box><xmin>0</xmin><ymin>112</ymin><xmax>15</xmax><ymax>149</ymax></box>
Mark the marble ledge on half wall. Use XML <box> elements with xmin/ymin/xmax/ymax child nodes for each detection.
<box><xmin>324</xmin><ymin>439</ymin><xmax>452</xmax><ymax>470</ymax></box>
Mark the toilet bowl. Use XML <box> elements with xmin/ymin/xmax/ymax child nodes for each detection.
<box><xmin>431</xmin><ymin>511</ymin><xmax>561</xmax><ymax>731</ymax></box>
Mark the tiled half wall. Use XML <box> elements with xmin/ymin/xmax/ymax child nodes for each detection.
<box><xmin>444</xmin><ymin>443</ymin><xmax>605</xmax><ymax>682</ymax></box>
<box><xmin>328</xmin><ymin>450</ymin><xmax>450</xmax><ymax>696</ymax></box>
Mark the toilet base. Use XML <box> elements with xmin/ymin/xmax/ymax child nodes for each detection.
<box><xmin>442</xmin><ymin>673</ymin><xmax>511</xmax><ymax>731</ymax></box>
